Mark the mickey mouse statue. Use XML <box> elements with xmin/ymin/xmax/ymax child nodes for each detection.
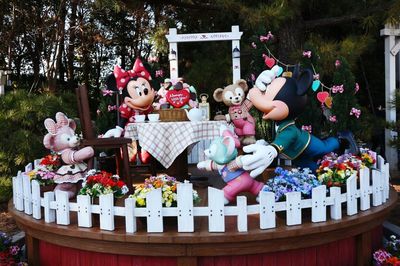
<box><xmin>239</xmin><ymin>67</ymin><xmax>358</xmax><ymax>177</ymax></box>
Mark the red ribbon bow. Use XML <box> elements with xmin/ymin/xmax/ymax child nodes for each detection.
<box><xmin>113</xmin><ymin>58</ymin><xmax>152</xmax><ymax>91</ymax></box>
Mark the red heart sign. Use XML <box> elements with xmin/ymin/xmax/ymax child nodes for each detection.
<box><xmin>166</xmin><ymin>89</ymin><xmax>190</xmax><ymax>108</ymax></box>
<box><xmin>317</xmin><ymin>91</ymin><xmax>329</xmax><ymax>103</ymax></box>
<box><xmin>264</xmin><ymin>56</ymin><xmax>276</xmax><ymax>68</ymax></box>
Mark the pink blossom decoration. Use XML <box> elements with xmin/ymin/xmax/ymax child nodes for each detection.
<box><xmin>9</xmin><ymin>245</ymin><xmax>20</xmax><ymax>256</ymax></box>
<box><xmin>259</xmin><ymin>31</ymin><xmax>274</xmax><ymax>42</ymax></box>
<box><xmin>302</xmin><ymin>51</ymin><xmax>312</xmax><ymax>58</ymax></box>
<box><xmin>313</xmin><ymin>73</ymin><xmax>320</xmax><ymax>80</ymax></box>
<box><xmin>332</xmin><ymin>84</ymin><xmax>344</xmax><ymax>94</ymax></box>
<box><xmin>147</xmin><ymin>55</ymin><xmax>159</xmax><ymax>63</ymax></box>
<box><xmin>355</xmin><ymin>83</ymin><xmax>360</xmax><ymax>93</ymax></box>
<box><xmin>335</xmin><ymin>59</ymin><xmax>341</xmax><ymax>68</ymax></box>
<box><xmin>96</xmin><ymin>109</ymin><xmax>101</xmax><ymax>116</ymax></box>
<box><xmin>329</xmin><ymin>115</ymin><xmax>337</xmax><ymax>123</ymax></box>
<box><xmin>107</xmin><ymin>105</ymin><xmax>117</xmax><ymax>112</ymax></box>
<box><xmin>250</xmin><ymin>73</ymin><xmax>256</xmax><ymax>81</ymax></box>
<box><xmin>350</xmin><ymin>107</ymin><xmax>361</xmax><ymax>118</ymax></box>
<box><xmin>301</xmin><ymin>125</ymin><xmax>312</xmax><ymax>133</ymax></box>
<box><xmin>101</xmin><ymin>89</ymin><xmax>113</xmax><ymax>96</ymax></box>
<box><xmin>155</xmin><ymin>69</ymin><xmax>164</xmax><ymax>78</ymax></box>
<box><xmin>251</xmin><ymin>42</ymin><xmax>257</xmax><ymax>49</ymax></box>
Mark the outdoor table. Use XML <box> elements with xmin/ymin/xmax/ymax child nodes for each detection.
<box><xmin>124</xmin><ymin>120</ymin><xmax>227</xmax><ymax>180</ymax></box>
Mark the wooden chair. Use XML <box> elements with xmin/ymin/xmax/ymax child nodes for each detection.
<box><xmin>75</xmin><ymin>85</ymin><xmax>132</xmax><ymax>187</ymax></box>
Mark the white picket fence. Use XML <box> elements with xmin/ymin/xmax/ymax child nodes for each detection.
<box><xmin>12</xmin><ymin>155</ymin><xmax>390</xmax><ymax>233</ymax></box>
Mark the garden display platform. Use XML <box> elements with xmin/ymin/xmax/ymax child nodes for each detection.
<box><xmin>9</xmin><ymin>154</ymin><xmax>397</xmax><ymax>266</ymax></box>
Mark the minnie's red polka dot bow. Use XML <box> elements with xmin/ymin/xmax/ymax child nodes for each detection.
<box><xmin>113</xmin><ymin>58</ymin><xmax>152</xmax><ymax>91</ymax></box>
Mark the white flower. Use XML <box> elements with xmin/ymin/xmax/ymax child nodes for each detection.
<box><xmin>121</xmin><ymin>185</ymin><xmax>129</xmax><ymax>194</ymax></box>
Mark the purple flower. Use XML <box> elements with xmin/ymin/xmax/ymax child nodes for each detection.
<box><xmin>9</xmin><ymin>245</ymin><xmax>20</xmax><ymax>255</ymax></box>
<box><xmin>373</xmin><ymin>249</ymin><xmax>392</xmax><ymax>264</ymax></box>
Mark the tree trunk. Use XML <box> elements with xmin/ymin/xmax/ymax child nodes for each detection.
<box><xmin>67</xmin><ymin>0</ymin><xmax>79</xmax><ymax>90</ymax></box>
<box><xmin>276</xmin><ymin>18</ymin><xmax>304</xmax><ymax>64</ymax></box>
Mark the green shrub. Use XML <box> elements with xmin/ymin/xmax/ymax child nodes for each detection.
<box><xmin>0</xmin><ymin>177</ymin><xmax>12</xmax><ymax>203</ymax></box>
<box><xmin>0</xmin><ymin>90</ymin><xmax>77</xmax><ymax>178</ymax></box>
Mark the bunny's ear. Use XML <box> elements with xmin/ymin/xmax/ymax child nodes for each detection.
<box><xmin>68</xmin><ymin>119</ymin><xmax>76</xmax><ymax>131</ymax></box>
<box><xmin>222</xmin><ymin>136</ymin><xmax>235</xmax><ymax>157</ymax></box>
<box><xmin>56</xmin><ymin>112</ymin><xmax>69</xmax><ymax>126</ymax></box>
<box><xmin>43</xmin><ymin>134</ymin><xmax>55</xmax><ymax>150</ymax></box>
<box><xmin>44</xmin><ymin>118</ymin><xmax>57</xmax><ymax>135</ymax></box>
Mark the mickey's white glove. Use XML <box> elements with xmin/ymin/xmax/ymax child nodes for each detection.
<box><xmin>241</xmin><ymin>144</ymin><xmax>278</xmax><ymax>178</ymax></box>
<box><xmin>197</xmin><ymin>160</ymin><xmax>213</xmax><ymax>171</ymax></box>
<box><xmin>255</xmin><ymin>66</ymin><xmax>281</xmax><ymax>91</ymax></box>
<box><xmin>255</xmin><ymin>139</ymin><xmax>269</xmax><ymax>146</ymax></box>
<box><xmin>103</xmin><ymin>126</ymin><xmax>123</xmax><ymax>138</ymax></box>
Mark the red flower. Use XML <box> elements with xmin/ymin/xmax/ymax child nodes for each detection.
<box><xmin>322</xmin><ymin>161</ymin><xmax>330</xmax><ymax>168</ymax></box>
<box><xmin>338</xmin><ymin>163</ymin><xmax>347</xmax><ymax>170</ymax></box>
<box><xmin>117</xmin><ymin>180</ymin><xmax>125</xmax><ymax>188</ymax></box>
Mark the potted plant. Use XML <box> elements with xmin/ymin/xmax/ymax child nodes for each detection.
<box><xmin>79</xmin><ymin>170</ymin><xmax>129</xmax><ymax>203</ymax></box>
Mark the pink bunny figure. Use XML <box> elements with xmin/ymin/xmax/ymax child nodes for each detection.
<box><xmin>43</xmin><ymin>112</ymin><xmax>94</xmax><ymax>198</ymax></box>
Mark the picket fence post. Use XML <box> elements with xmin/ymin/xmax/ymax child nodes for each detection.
<box><xmin>286</xmin><ymin>192</ymin><xmax>301</xmax><ymax>226</ymax></box>
<box><xmin>259</xmin><ymin>191</ymin><xmax>276</xmax><ymax>229</ymax></box>
<box><xmin>125</xmin><ymin>197</ymin><xmax>137</xmax><ymax>233</ymax></box>
<box><xmin>372</xmin><ymin>169</ymin><xmax>383</xmax><ymax>206</ymax></box>
<box><xmin>146</xmin><ymin>188</ymin><xmax>163</xmax><ymax>233</ymax></box>
<box><xmin>346</xmin><ymin>173</ymin><xmax>357</xmax><ymax>216</ymax></box>
<box><xmin>99</xmin><ymin>193</ymin><xmax>114</xmax><ymax>231</ymax></box>
<box><xmin>311</xmin><ymin>185</ymin><xmax>326</xmax><ymax>222</ymax></box>
<box><xmin>236</xmin><ymin>196</ymin><xmax>247</xmax><ymax>232</ymax></box>
<box><xmin>208</xmin><ymin>187</ymin><xmax>225</xmax><ymax>232</ymax></box>
<box><xmin>77</xmin><ymin>195</ymin><xmax>92</xmax><ymax>228</ymax></box>
<box><xmin>31</xmin><ymin>180</ymin><xmax>41</xmax><ymax>219</ymax></box>
<box><xmin>55</xmin><ymin>190</ymin><xmax>70</xmax><ymax>225</ymax></box>
<box><xmin>177</xmin><ymin>182</ymin><xmax>194</xmax><ymax>232</ymax></box>
<box><xmin>330</xmin><ymin>186</ymin><xmax>342</xmax><ymax>220</ymax></box>
<box><xmin>359</xmin><ymin>167</ymin><xmax>371</xmax><ymax>211</ymax></box>
<box><xmin>22</xmin><ymin>174</ymin><xmax>32</xmax><ymax>215</ymax></box>
<box><xmin>43</xmin><ymin>191</ymin><xmax>55</xmax><ymax>223</ymax></box>
<box><xmin>14</xmin><ymin>174</ymin><xmax>24</xmax><ymax>211</ymax></box>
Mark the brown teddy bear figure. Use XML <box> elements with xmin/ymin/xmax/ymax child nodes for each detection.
<box><xmin>213</xmin><ymin>79</ymin><xmax>256</xmax><ymax>146</ymax></box>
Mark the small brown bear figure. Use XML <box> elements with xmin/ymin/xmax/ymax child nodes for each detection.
<box><xmin>213</xmin><ymin>79</ymin><xmax>256</xmax><ymax>146</ymax></box>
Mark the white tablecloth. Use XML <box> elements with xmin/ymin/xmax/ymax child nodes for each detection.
<box><xmin>124</xmin><ymin>121</ymin><xmax>227</xmax><ymax>168</ymax></box>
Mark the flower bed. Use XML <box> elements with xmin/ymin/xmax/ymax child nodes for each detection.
<box><xmin>129</xmin><ymin>175</ymin><xmax>200</xmax><ymax>207</ymax></box>
<box><xmin>0</xmin><ymin>231</ymin><xmax>26</xmax><ymax>266</ymax></box>
<box><xmin>262</xmin><ymin>167</ymin><xmax>321</xmax><ymax>201</ymax></box>
<box><xmin>26</xmin><ymin>154</ymin><xmax>61</xmax><ymax>186</ymax></box>
<box><xmin>79</xmin><ymin>170</ymin><xmax>129</xmax><ymax>198</ymax></box>
<box><xmin>373</xmin><ymin>235</ymin><xmax>400</xmax><ymax>265</ymax></box>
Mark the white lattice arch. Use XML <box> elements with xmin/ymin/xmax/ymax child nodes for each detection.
<box><xmin>381</xmin><ymin>24</ymin><xmax>400</xmax><ymax>170</ymax></box>
<box><xmin>165</xmin><ymin>25</ymin><xmax>243</xmax><ymax>82</ymax></box>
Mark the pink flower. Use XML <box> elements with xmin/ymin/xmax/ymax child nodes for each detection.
<box><xmin>302</xmin><ymin>51</ymin><xmax>312</xmax><ymax>58</ymax></box>
<box><xmin>329</xmin><ymin>115</ymin><xmax>337</xmax><ymax>123</ymax></box>
<box><xmin>251</xmin><ymin>42</ymin><xmax>257</xmax><ymax>49</ymax></box>
<box><xmin>350</xmin><ymin>107</ymin><xmax>361</xmax><ymax>118</ymax></box>
<box><xmin>373</xmin><ymin>249</ymin><xmax>392</xmax><ymax>264</ymax></box>
<box><xmin>9</xmin><ymin>245</ymin><xmax>20</xmax><ymax>256</ymax></box>
<box><xmin>259</xmin><ymin>31</ymin><xmax>274</xmax><ymax>42</ymax></box>
<box><xmin>107</xmin><ymin>105</ymin><xmax>117</xmax><ymax>112</ymax></box>
<box><xmin>332</xmin><ymin>84</ymin><xmax>344</xmax><ymax>93</ymax></box>
<box><xmin>155</xmin><ymin>70</ymin><xmax>164</xmax><ymax>78</ymax></box>
<box><xmin>335</xmin><ymin>59</ymin><xmax>341</xmax><ymax>68</ymax></box>
<box><xmin>301</xmin><ymin>125</ymin><xmax>312</xmax><ymax>133</ymax></box>
<box><xmin>355</xmin><ymin>83</ymin><xmax>360</xmax><ymax>93</ymax></box>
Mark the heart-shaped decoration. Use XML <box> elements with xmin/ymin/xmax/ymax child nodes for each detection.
<box><xmin>264</xmin><ymin>57</ymin><xmax>275</xmax><ymax>68</ymax></box>
<box><xmin>324</xmin><ymin>96</ymin><xmax>333</xmax><ymax>108</ymax></box>
<box><xmin>317</xmin><ymin>91</ymin><xmax>329</xmax><ymax>103</ymax></box>
<box><xmin>166</xmin><ymin>89</ymin><xmax>190</xmax><ymax>108</ymax></box>
<box><xmin>311</xmin><ymin>80</ymin><xmax>321</xmax><ymax>91</ymax></box>
<box><xmin>276</xmin><ymin>66</ymin><xmax>284</xmax><ymax>77</ymax></box>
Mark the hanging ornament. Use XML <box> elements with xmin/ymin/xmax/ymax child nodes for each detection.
<box><xmin>317</xmin><ymin>91</ymin><xmax>329</xmax><ymax>103</ymax></box>
<box><xmin>311</xmin><ymin>80</ymin><xmax>321</xmax><ymax>91</ymax></box>
<box><xmin>264</xmin><ymin>56</ymin><xmax>276</xmax><ymax>68</ymax></box>
<box><xmin>276</xmin><ymin>66</ymin><xmax>284</xmax><ymax>77</ymax></box>
<box><xmin>324</xmin><ymin>96</ymin><xmax>333</xmax><ymax>108</ymax></box>
<box><xmin>282</xmin><ymin>71</ymin><xmax>292</xmax><ymax>77</ymax></box>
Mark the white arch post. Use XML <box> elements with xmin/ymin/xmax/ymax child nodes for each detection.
<box><xmin>165</xmin><ymin>25</ymin><xmax>243</xmax><ymax>82</ymax></box>
<box><xmin>381</xmin><ymin>24</ymin><xmax>400</xmax><ymax>170</ymax></box>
